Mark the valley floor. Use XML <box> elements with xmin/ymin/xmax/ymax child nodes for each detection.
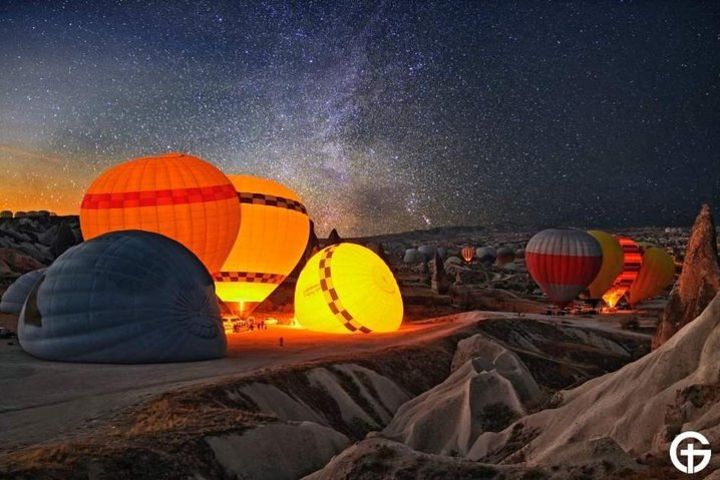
<box><xmin>0</xmin><ymin>312</ymin><xmax>480</xmax><ymax>450</ymax></box>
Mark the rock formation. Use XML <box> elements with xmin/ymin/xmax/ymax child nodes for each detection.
<box><xmin>207</xmin><ymin>422</ymin><xmax>350</xmax><ymax>480</ymax></box>
<box><xmin>326</xmin><ymin>228</ymin><xmax>342</xmax><ymax>246</ymax></box>
<box><xmin>383</xmin><ymin>336</ymin><xmax>541</xmax><ymax>457</ymax></box>
<box><xmin>450</xmin><ymin>334</ymin><xmax>541</xmax><ymax>404</ymax></box>
<box><xmin>468</xmin><ymin>293</ymin><xmax>720</xmax><ymax>470</ymax></box>
<box><xmin>50</xmin><ymin>220</ymin><xmax>78</xmax><ymax>258</ymax></box>
<box><xmin>431</xmin><ymin>251</ymin><xmax>451</xmax><ymax>294</ymax></box>
<box><xmin>0</xmin><ymin>248</ymin><xmax>44</xmax><ymax>276</ymax></box>
<box><xmin>303</xmin><ymin>437</ymin><xmax>521</xmax><ymax>480</ymax></box>
<box><xmin>652</xmin><ymin>204</ymin><xmax>720</xmax><ymax>349</ymax></box>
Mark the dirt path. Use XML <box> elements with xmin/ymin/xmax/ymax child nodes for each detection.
<box><xmin>0</xmin><ymin>312</ymin><xmax>481</xmax><ymax>450</ymax></box>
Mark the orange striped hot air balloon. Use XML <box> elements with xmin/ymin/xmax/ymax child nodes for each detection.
<box><xmin>215</xmin><ymin>175</ymin><xmax>310</xmax><ymax>318</ymax></box>
<box><xmin>461</xmin><ymin>246</ymin><xmax>475</xmax><ymax>263</ymax></box>
<box><xmin>627</xmin><ymin>247</ymin><xmax>675</xmax><ymax>307</ymax></box>
<box><xmin>602</xmin><ymin>236</ymin><xmax>642</xmax><ymax>308</ymax></box>
<box><xmin>80</xmin><ymin>153</ymin><xmax>240</xmax><ymax>274</ymax></box>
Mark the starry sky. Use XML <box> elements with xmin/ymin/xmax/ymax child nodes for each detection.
<box><xmin>1</xmin><ymin>1</ymin><xmax>719</xmax><ymax>236</ymax></box>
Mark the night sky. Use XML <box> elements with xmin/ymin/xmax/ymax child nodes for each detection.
<box><xmin>1</xmin><ymin>1</ymin><xmax>719</xmax><ymax>236</ymax></box>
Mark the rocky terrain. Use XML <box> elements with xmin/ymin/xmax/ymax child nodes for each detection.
<box><xmin>307</xmin><ymin>296</ymin><xmax>720</xmax><ymax>479</ymax></box>
<box><xmin>653</xmin><ymin>204</ymin><xmax>720</xmax><ymax>349</ymax></box>
<box><xmin>1</xmin><ymin>213</ymin><xmax>713</xmax><ymax>479</ymax></box>
<box><xmin>0</xmin><ymin>215</ymin><xmax>81</xmax><ymax>292</ymax></box>
<box><xmin>0</xmin><ymin>313</ymin><xmax>648</xmax><ymax>479</ymax></box>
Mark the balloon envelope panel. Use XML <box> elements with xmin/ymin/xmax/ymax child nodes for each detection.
<box><xmin>18</xmin><ymin>230</ymin><xmax>226</xmax><ymax>363</ymax></box>
<box><xmin>602</xmin><ymin>236</ymin><xmax>642</xmax><ymax>307</ymax></box>
<box><xmin>79</xmin><ymin>152</ymin><xmax>240</xmax><ymax>274</ymax></box>
<box><xmin>295</xmin><ymin>243</ymin><xmax>403</xmax><ymax>334</ymax></box>
<box><xmin>0</xmin><ymin>268</ymin><xmax>45</xmax><ymax>314</ymax></box>
<box><xmin>215</xmin><ymin>175</ymin><xmax>310</xmax><ymax>316</ymax></box>
<box><xmin>526</xmin><ymin>229</ymin><xmax>603</xmax><ymax>307</ymax></box>
<box><xmin>628</xmin><ymin>247</ymin><xmax>675</xmax><ymax>307</ymax></box>
<box><xmin>586</xmin><ymin>230</ymin><xmax>624</xmax><ymax>299</ymax></box>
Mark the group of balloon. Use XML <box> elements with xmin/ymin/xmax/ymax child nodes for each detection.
<box><xmin>525</xmin><ymin>228</ymin><xmax>675</xmax><ymax>309</ymax></box>
<box><xmin>3</xmin><ymin>153</ymin><xmax>403</xmax><ymax>364</ymax></box>
<box><xmin>403</xmin><ymin>245</ymin><xmax>518</xmax><ymax>266</ymax></box>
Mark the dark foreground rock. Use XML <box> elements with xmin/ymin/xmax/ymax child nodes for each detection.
<box><xmin>653</xmin><ymin>204</ymin><xmax>720</xmax><ymax>349</ymax></box>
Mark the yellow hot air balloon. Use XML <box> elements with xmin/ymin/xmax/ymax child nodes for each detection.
<box><xmin>215</xmin><ymin>175</ymin><xmax>310</xmax><ymax>318</ymax></box>
<box><xmin>295</xmin><ymin>243</ymin><xmax>403</xmax><ymax>334</ymax></box>
<box><xmin>586</xmin><ymin>230</ymin><xmax>624</xmax><ymax>300</ymax></box>
<box><xmin>628</xmin><ymin>247</ymin><xmax>675</xmax><ymax>307</ymax></box>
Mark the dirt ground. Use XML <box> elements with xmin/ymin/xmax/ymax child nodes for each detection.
<box><xmin>0</xmin><ymin>305</ymin><xmax>656</xmax><ymax>455</ymax></box>
<box><xmin>0</xmin><ymin>312</ymin><xmax>480</xmax><ymax>451</ymax></box>
<box><xmin>0</xmin><ymin>313</ymin><xmax>16</xmax><ymax>333</ymax></box>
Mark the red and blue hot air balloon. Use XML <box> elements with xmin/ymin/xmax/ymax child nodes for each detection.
<box><xmin>525</xmin><ymin>229</ymin><xmax>603</xmax><ymax>308</ymax></box>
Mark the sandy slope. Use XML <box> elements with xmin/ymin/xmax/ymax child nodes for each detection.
<box><xmin>0</xmin><ymin>312</ymin><xmax>479</xmax><ymax>449</ymax></box>
<box><xmin>469</xmin><ymin>294</ymin><xmax>720</xmax><ymax>469</ymax></box>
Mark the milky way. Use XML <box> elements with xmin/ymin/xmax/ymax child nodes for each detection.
<box><xmin>1</xmin><ymin>1</ymin><xmax>719</xmax><ymax>235</ymax></box>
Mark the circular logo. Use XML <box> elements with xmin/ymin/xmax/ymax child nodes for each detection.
<box><xmin>670</xmin><ymin>431</ymin><xmax>712</xmax><ymax>474</ymax></box>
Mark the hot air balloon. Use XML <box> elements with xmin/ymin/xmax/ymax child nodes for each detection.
<box><xmin>476</xmin><ymin>247</ymin><xmax>496</xmax><ymax>264</ymax></box>
<box><xmin>0</xmin><ymin>268</ymin><xmax>45</xmax><ymax>314</ymax></box>
<box><xmin>627</xmin><ymin>247</ymin><xmax>675</xmax><ymax>307</ymax></box>
<box><xmin>525</xmin><ymin>229</ymin><xmax>603</xmax><ymax>307</ymax></box>
<box><xmin>79</xmin><ymin>153</ymin><xmax>240</xmax><ymax>274</ymax></box>
<box><xmin>295</xmin><ymin>243</ymin><xmax>403</xmax><ymax>334</ymax></box>
<box><xmin>215</xmin><ymin>175</ymin><xmax>310</xmax><ymax>318</ymax></box>
<box><xmin>586</xmin><ymin>230</ymin><xmax>624</xmax><ymax>301</ymax></box>
<box><xmin>461</xmin><ymin>246</ymin><xmax>475</xmax><ymax>263</ymax></box>
<box><xmin>18</xmin><ymin>231</ymin><xmax>226</xmax><ymax>363</ymax></box>
<box><xmin>403</xmin><ymin>248</ymin><xmax>424</xmax><ymax>264</ymax></box>
<box><xmin>496</xmin><ymin>247</ymin><xmax>516</xmax><ymax>265</ymax></box>
<box><xmin>602</xmin><ymin>237</ymin><xmax>642</xmax><ymax>308</ymax></box>
<box><xmin>417</xmin><ymin>245</ymin><xmax>436</xmax><ymax>261</ymax></box>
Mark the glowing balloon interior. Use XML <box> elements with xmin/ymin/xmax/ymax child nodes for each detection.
<box><xmin>602</xmin><ymin>236</ymin><xmax>642</xmax><ymax>308</ymax></box>
<box><xmin>79</xmin><ymin>152</ymin><xmax>240</xmax><ymax>274</ymax></box>
<box><xmin>215</xmin><ymin>175</ymin><xmax>310</xmax><ymax>318</ymax></box>
<box><xmin>295</xmin><ymin>243</ymin><xmax>403</xmax><ymax>334</ymax></box>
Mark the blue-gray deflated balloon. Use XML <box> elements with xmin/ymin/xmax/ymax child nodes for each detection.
<box><xmin>0</xmin><ymin>268</ymin><xmax>46</xmax><ymax>315</ymax></box>
<box><xmin>18</xmin><ymin>230</ymin><xmax>226</xmax><ymax>363</ymax></box>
